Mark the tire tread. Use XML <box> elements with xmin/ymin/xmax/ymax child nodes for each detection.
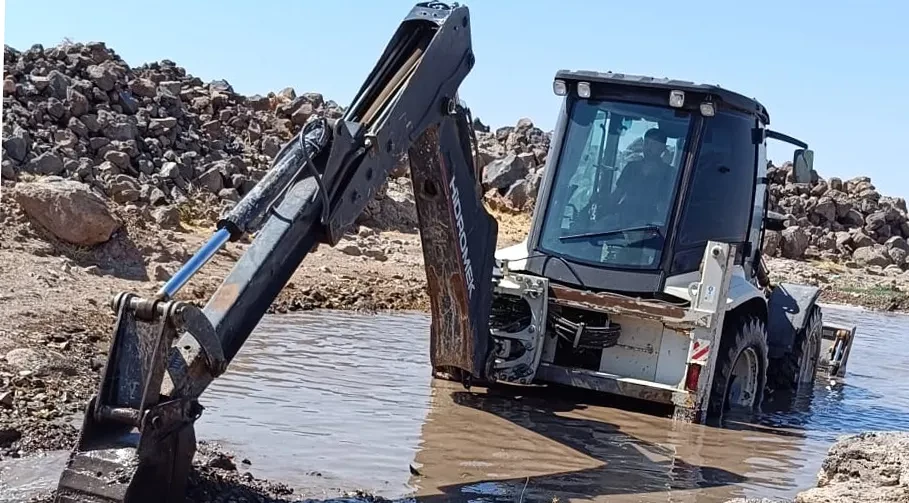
<box><xmin>707</xmin><ymin>312</ymin><xmax>770</xmax><ymax>424</ymax></box>
<box><xmin>767</xmin><ymin>305</ymin><xmax>822</xmax><ymax>392</ymax></box>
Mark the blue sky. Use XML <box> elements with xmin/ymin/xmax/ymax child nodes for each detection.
<box><xmin>6</xmin><ymin>1</ymin><xmax>908</xmax><ymax>199</ymax></box>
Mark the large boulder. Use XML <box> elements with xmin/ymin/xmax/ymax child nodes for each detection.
<box><xmin>780</xmin><ymin>227</ymin><xmax>810</xmax><ymax>259</ymax></box>
<box><xmin>852</xmin><ymin>245</ymin><xmax>892</xmax><ymax>268</ymax></box>
<box><xmin>11</xmin><ymin>178</ymin><xmax>121</xmax><ymax>246</ymax></box>
<box><xmin>762</xmin><ymin>230</ymin><xmax>782</xmax><ymax>256</ymax></box>
<box><xmin>482</xmin><ymin>153</ymin><xmax>530</xmax><ymax>191</ymax></box>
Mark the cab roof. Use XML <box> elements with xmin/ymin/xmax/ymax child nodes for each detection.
<box><xmin>555</xmin><ymin>69</ymin><xmax>770</xmax><ymax>124</ymax></box>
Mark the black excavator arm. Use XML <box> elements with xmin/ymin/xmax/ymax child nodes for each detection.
<box><xmin>54</xmin><ymin>3</ymin><xmax>498</xmax><ymax>501</ymax></box>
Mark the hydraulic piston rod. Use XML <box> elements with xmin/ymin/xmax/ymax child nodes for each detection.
<box><xmin>155</xmin><ymin>228</ymin><xmax>230</xmax><ymax>300</ymax></box>
<box><xmin>154</xmin><ymin>118</ymin><xmax>332</xmax><ymax>301</ymax></box>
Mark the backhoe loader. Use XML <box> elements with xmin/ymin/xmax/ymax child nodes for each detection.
<box><xmin>482</xmin><ymin>72</ymin><xmax>856</xmax><ymax>424</ymax></box>
<box><xmin>52</xmin><ymin>2</ymin><xmax>856</xmax><ymax>501</ymax></box>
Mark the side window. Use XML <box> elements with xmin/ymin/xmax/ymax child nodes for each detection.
<box><xmin>566</xmin><ymin>110</ymin><xmax>608</xmax><ymax>211</ymax></box>
<box><xmin>677</xmin><ymin>112</ymin><xmax>756</xmax><ymax>247</ymax></box>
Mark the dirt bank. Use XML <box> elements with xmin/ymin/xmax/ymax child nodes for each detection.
<box><xmin>795</xmin><ymin>431</ymin><xmax>909</xmax><ymax>503</ymax></box>
<box><xmin>726</xmin><ymin>431</ymin><xmax>909</xmax><ymax>503</ymax></box>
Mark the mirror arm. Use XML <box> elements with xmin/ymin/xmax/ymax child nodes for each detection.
<box><xmin>765</xmin><ymin>129</ymin><xmax>809</xmax><ymax>149</ymax></box>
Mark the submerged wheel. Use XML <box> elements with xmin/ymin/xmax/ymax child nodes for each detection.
<box><xmin>767</xmin><ymin>305</ymin><xmax>823</xmax><ymax>392</ymax></box>
<box><xmin>706</xmin><ymin>313</ymin><xmax>769</xmax><ymax>425</ymax></box>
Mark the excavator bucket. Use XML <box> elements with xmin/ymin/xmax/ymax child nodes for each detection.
<box><xmin>55</xmin><ymin>293</ymin><xmax>225</xmax><ymax>503</ymax></box>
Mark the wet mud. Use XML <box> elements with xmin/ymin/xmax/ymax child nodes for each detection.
<box><xmin>3</xmin><ymin>305</ymin><xmax>907</xmax><ymax>502</ymax></box>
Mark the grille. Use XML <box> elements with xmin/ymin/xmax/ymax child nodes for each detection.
<box><xmin>548</xmin><ymin>306</ymin><xmax>621</xmax><ymax>350</ymax></box>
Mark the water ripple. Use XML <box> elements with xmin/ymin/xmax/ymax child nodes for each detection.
<box><xmin>184</xmin><ymin>305</ymin><xmax>909</xmax><ymax>503</ymax></box>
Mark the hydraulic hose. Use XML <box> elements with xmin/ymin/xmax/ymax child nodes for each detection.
<box><xmin>217</xmin><ymin>118</ymin><xmax>332</xmax><ymax>239</ymax></box>
<box><xmin>155</xmin><ymin>118</ymin><xmax>332</xmax><ymax>301</ymax></box>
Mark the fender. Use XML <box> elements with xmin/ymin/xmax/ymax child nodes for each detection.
<box><xmin>725</xmin><ymin>268</ymin><xmax>766</xmax><ymax>311</ymax></box>
<box><xmin>664</xmin><ymin>265</ymin><xmax>765</xmax><ymax>310</ymax></box>
<box><xmin>766</xmin><ymin>282</ymin><xmax>822</xmax><ymax>359</ymax></box>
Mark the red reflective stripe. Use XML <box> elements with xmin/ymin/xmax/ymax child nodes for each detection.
<box><xmin>692</xmin><ymin>346</ymin><xmax>709</xmax><ymax>361</ymax></box>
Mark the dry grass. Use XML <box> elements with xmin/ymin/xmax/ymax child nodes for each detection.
<box><xmin>175</xmin><ymin>185</ymin><xmax>221</xmax><ymax>230</ymax></box>
<box><xmin>808</xmin><ymin>257</ymin><xmax>849</xmax><ymax>274</ymax></box>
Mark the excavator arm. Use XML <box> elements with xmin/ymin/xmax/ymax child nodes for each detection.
<box><xmin>54</xmin><ymin>3</ymin><xmax>498</xmax><ymax>501</ymax></box>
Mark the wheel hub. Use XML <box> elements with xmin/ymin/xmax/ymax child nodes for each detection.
<box><xmin>728</xmin><ymin>347</ymin><xmax>759</xmax><ymax>408</ymax></box>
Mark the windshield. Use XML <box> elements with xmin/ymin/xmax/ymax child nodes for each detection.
<box><xmin>538</xmin><ymin>99</ymin><xmax>692</xmax><ymax>269</ymax></box>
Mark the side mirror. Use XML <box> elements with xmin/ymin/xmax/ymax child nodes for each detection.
<box><xmin>764</xmin><ymin>210</ymin><xmax>787</xmax><ymax>231</ymax></box>
<box><xmin>792</xmin><ymin>149</ymin><xmax>814</xmax><ymax>183</ymax></box>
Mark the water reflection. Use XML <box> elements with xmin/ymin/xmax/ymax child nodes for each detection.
<box><xmin>196</xmin><ymin>310</ymin><xmax>433</xmax><ymax>499</ymax></box>
<box><xmin>407</xmin><ymin>380</ymin><xmax>812</xmax><ymax>502</ymax></box>
<box><xmin>188</xmin><ymin>304</ymin><xmax>909</xmax><ymax>502</ymax></box>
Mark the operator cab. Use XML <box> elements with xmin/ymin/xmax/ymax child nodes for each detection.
<box><xmin>512</xmin><ymin>70</ymin><xmax>809</xmax><ymax>298</ymax></box>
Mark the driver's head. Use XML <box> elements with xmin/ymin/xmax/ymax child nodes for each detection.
<box><xmin>642</xmin><ymin>128</ymin><xmax>667</xmax><ymax>161</ymax></box>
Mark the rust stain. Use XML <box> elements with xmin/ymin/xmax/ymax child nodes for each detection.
<box><xmin>209</xmin><ymin>281</ymin><xmax>240</xmax><ymax>313</ymax></box>
<box><xmin>549</xmin><ymin>284</ymin><xmax>686</xmax><ymax>321</ymax></box>
<box><xmin>407</xmin><ymin>124</ymin><xmax>481</xmax><ymax>376</ymax></box>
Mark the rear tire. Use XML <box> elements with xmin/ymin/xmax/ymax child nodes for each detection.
<box><xmin>706</xmin><ymin>313</ymin><xmax>769</xmax><ymax>425</ymax></box>
<box><xmin>767</xmin><ymin>305</ymin><xmax>822</xmax><ymax>393</ymax></box>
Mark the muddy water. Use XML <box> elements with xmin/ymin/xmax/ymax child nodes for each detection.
<box><xmin>196</xmin><ymin>311</ymin><xmax>434</xmax><ymax>499</ymax></box>
<box><xmin>2</xmin><ymin>305</ymin><xmax>907</xmax><ymax>502</ymax></box>
<box><xmin>191</xmin><ymin>304</ymin><xmax>909</xmax><ymax>502</ymax></box>
<box><xmin>0</xmin><ymin>450</ymin><xmax>68</xmax><ymax>503</ymax></box>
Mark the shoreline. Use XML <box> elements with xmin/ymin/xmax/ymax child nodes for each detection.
<box><xmin>1</xmin><ymin>205</ymin><xmax>906</xmax><ymax>501</ymax></box>
<box><xmin>2</xmin><ymin>194</ymin><xmax>909</xmax><ymax>460</ymax></box>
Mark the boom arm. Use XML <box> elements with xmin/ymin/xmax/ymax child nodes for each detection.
<box><xmin>54</xmin><ymin>3</ymin><xmax>498</xmax><ymax>502</ymax></box>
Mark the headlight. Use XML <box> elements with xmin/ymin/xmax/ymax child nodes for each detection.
<box><xmin>553</xmin><ymin>79</ymin><xmax>567</xmax><ymax>96</ymax></box>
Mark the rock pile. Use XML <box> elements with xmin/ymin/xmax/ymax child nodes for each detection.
<box><xmin>2</xmin><ymin>41</ymin><xmax>344</xmax><ymax>218</ymax></box>
<box><xmin>474</xmin><ymin>117</ymin><xmax>551</xmax><ymax>211</ymax></box>
<box><xmin>1</xmin><ymin>40</ymin><xmax>550</xmax><ymax>239</ymax></box>
<box><xmin>5</xmin><ymin>40</ymin><xmax>908</xmax><ymax>272</ymax></box>
<box><xmin>381</xmin><ymin>116</ymin><xmax>552</xmax><ymax>215</ymax></box>
<box><xmin>764</xmin><ymin>163</ymin><xmax>909</xmax><ymax>270</ymax></box>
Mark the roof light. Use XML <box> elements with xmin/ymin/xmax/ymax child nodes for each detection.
<box><xmin>700</xmin><ymin>101</ymin><xmax>715</xmax><ymax>116</ymax></box>
<box><xmin>577</xmin><ymin>81</ymin><xmax>591</xmax><ymax>98</ymax></box>
<box><xmin>553</xmin><ymin>79</ymin><xmax>567</xmax><ymax>96</ymax></box>
<box><xmin>669</xmin><ymin>90</ymin><xmax>685</xmax><ymax>108</ymax></box>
